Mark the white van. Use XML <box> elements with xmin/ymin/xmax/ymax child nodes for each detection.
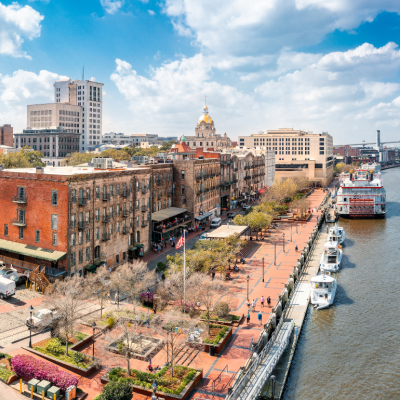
<box><xmin>0</xmin><ymin>276</ymin><xmax>16</xmax><ymax>299</ymax></box>
<box><xmin>210</xmin><ymin>217</ymin><xmax>222</xmax><ymax>228</ymax></box>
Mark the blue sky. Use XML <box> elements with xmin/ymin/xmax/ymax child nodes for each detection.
<box><xmin>1</xmin><ymin>0</ymin><xmax>400</xmax><ymax>144</ymax></box>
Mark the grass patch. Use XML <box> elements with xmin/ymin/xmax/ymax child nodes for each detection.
<box><xmin>200</xmin><ymin>313</ymin><xmax>240</xmax><ymax>323</ymax></box>
<box><xmin>108</xmin><ymin>365</ymin><xmax>197</xmax><ymax>396</ymax></box>
<box><xmin>0</xmin><ymin>366</ymin><xmax>15</xmax><ymax>383</ymax></box>
<box><xmin>203</xmin><ymin>325</ymin><xmax>229</xmax><ymax>345</ymax></box>
<box><xmin>33</xmin><ymin>338</ymin><xmax>93</xmax><ymax>368</ymax></box>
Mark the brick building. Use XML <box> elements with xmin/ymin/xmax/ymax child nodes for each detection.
<box><xmin>0</xmin><ymin>161</ymin><xmax>167</xmax><ymax>278</ymax></box>
<box><xmin>333</xmin><ymin>145</ymin><xmax>361</xmax><ymax>157</ymax></box>
<box><xmin>0</xmin><ymin>124</ymin><xmax>13</xmax><ymax>147</ymax></box>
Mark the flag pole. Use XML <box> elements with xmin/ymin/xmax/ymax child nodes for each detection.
<box><xmin>183</xmin><ymin>230</ymin><xmax>186</xmax><ymax>312</ymax></box>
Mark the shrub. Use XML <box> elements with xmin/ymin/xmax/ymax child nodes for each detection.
<box><xmin>0</xmin><ymin>366</ymin><xmax>15</xmax><ymax>383</ymax></box>
<box><xmin>156</xmin><ymin>262</ymin><xmax>167</xmax><ymax>274</ymax></box>
<box><xmin>204</xmin><ymin>326</ymin><xmax>229</xmax><ymax>345</ymax></box>
<box><xmin>101</xmin><ymin>380</ymin><xmax>133</xmax><ymax>400</ymax></box>
<box><xmin>106</xmin><ymin>316</ymin><xmax>116</xmax><ymax>329</ymax></box>
<box><xmin>45</xmin><ymin>338</ymin><xmax>64</xmax><ymax>355</ymax></box>
<box><xmin>139</xmin><ymin>292</ymin><xmax>154</xmax><ymax>305</ymax></box>
<box><xmin>72</xmin><ymin>352</ymin><xmax>86</xmax><ymax>364</ymax></box>
<box><xmin>11</xmin><ymin>354</ymin><xmax>78</xmax><ymax>390</ymax></box>
<box><xmin>213</xmin><ymin>302</ymin><xmax>231</xmax><ymax>318</ymax></box>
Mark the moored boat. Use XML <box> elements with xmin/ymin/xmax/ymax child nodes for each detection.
<box><xmin>310</xmin><ymin>274</ymin><xmax>337</xmax><ymax>310</ymax></box>
<box><xmin>320</xmin><ymin>241</ymin><xmax>342</xmax><ymax>273</ymax></box>
<box><xmin>327</xmin><ymin>224</ymin><xmax>345</xmax><ymax>244</ymax></box>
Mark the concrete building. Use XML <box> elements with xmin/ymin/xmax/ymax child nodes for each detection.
<box><xmin>180</xmin><ymin>105</ymin><xmax>232</xmax><ymax>151</ymax></box>
<box><xmin>14</xmin><ymin>128</ymin><xmax>80</xmax><ymax>166</ymax></box>
<box><xmin>238</xmin><ymin>128</ymin><xmax>333</xmax><ymax>186</ymax></box>
<box><xmin>27</xmin><ymin>103</ymin><xmax>81</xmax><ymax>134</ymax></box>
<box><xmin>54</xmin><ymin>79</ymin><xmax>104</xmax><ymax>151</ymax></box>
<box><xmin>0</xmin><ymin>124</ymin><xmax>13</xmax><ymax>147</ymax></box>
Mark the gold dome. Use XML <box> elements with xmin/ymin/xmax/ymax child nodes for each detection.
<box><xmin>198</xmin><ymin>114</ymin><xmax>213</xmax><ymax>124</ymax></box>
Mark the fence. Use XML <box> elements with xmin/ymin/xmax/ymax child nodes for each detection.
<box><xmin>212</xmin><ymin>364</ymin><xmax>228</xmax><ymax>392</ymax></box>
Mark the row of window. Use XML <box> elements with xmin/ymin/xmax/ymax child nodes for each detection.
<box><xmin>5</xmin><ymin>223</ymin><xmax>58</xmax><ymax>245</ymax></box>
<box><xmin>71</xmin><ymin>247</ymin><xmax>127</xmax><ymax>268</ymax></box>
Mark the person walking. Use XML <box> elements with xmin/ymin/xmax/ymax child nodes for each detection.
<box><xmin>107</xmin><ymin>291</ymin><xmax>111</xmax><ymax>301</ymax></box>
<box><xmin>251</xmin><ymin>299</ymin><xmax>256</xmax><ymax>312</ymax></box>
<box><xmin>114</xmin><ymin>292</ymin><xmax>118</xmax><ymax>305</ymax></box>
<box><xmin>246</xmin><ymin>311</ymin><xmax>250</xmax><ymax>324</ymax></box>
<box><xmin>261</xmin><ymin>296</ymin><xmax>265</xmax><ymax>308</ymax></box>
<box><xmin>258</xmin><ymin>311</ymin><xmax>262</xmax><ymax>326</ymax></box>
<box><xmin>170</xmin><ymin>237</ymin><xmax>173</xmax><ymax>246</ymax></box>
<box><xmin>267</xmin><ymin>296</ymin><xmax>271</xmax><ymax>307</ymax></box>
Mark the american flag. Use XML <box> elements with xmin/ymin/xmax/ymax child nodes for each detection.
<box><xmin>176</xmin><ymin>236</ymin><xmax>185</xmax><ymax>249</ymax></box>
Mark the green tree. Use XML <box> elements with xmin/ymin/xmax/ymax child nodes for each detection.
<box><xmin>160</xmin><ymin>140</ymin><xmax>177</xmax><ymax>151</ymax></box>
<box><xmin>101</xmin><ymin>380</ymin><xmax>132</xmax><ymax>400</ymax></box>
<box><xmin>99</xmin><ymin>149</ymin><xmax>131</xmax><ymax>160</ymax></box>
<box><xmin>0</xmin><ymin>147</ymin><xmax>45</xmax><ymax>169</ymax></box>
<box><xmin>62</xmin><ymin>152</ymin><xmax>94</xmax><ymax>166</ymax></box>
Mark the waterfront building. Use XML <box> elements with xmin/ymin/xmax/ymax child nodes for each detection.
<box><xmin>180</xmin><ymin>105</ymin><xmax>232</xmax><ymax>151</ymax></box>
<box><xmin>14</xmin><ymin>128</ymin><xmax>81</xmax><ymax>166</ymax></box>
<box><xmin>54</xmin><ymin>79</ymin><xmax>104</xmax><ymax>151</ymax></box>
<box><xmin>0</xmin><ymin>124</ymin><xmax>14</xmax><ymax>147</ymax></box>
<box><xmin>238</xmin><ymin>128</ymin><xmax>333</xmax><ymax>186</ymax></box>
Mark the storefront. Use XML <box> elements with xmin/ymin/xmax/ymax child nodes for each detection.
<box><xmin>128</xmin><ymin>244</ymin><xmax>144</xmax><ymax>259</ymax></box>
<box><xmin>209</xmin><ymin>206</ymin><xmax>220</xmax><ymax>218</ymax></box>
<box><xmin>152</xmin><ymin>207</ymin><xmax>191</xmax><ymax>243</ymax></box>
<box><xmin>195</xmin><ymin>211</ymin><xmax>213</xmax><ymax>224</ymax></box>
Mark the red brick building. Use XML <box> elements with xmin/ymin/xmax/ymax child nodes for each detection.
<box><xmin>0</xmin><ymin>124</ymin><xmax>14</xmax><ymax>147</ymax></box>
<box><xmin>333</xmin><ymin>145</ymin><xmax>360</xmax><ymax>157</ymax></box>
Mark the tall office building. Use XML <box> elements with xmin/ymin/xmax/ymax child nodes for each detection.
<box><xmin>54</xmin><ymin>79</ymin><xmax>104</xmax><ymax>151</ymax></box>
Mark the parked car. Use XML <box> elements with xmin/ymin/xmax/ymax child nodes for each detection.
<box><xmin>10</xmin><ymin>274</ymin><xmax>28</xmax><ymax>286</ymax></box>
<box><xmin>210</xmin><ymin>217</ymin><xmax>222</xmax><ymax>228</ymax></box>
<box><xmin>242</xmin><ymin>205</ymin><xmax>251</xmax><ymax>211</ymax></box>
<box><xmin>227</xmin><ymin>212</ymin><xmax>236</xmax><ymax>219</ymax></box>
<box><xmin>26</xmin><ymin>309</ymin><xmax>58</xmax><ymax>329</ymax></box>
<box><xmin>0</xmin><ymin>268</ymin><xmax>22</xmax><ymax>280</ymax></box>
<box><xmin>0</xmin><ymin>276</ymin><xmax>16</xmax><ymax>299</ymax></box>
<box><xmin>199</xmin><ymin>233</ymin><xmax>209</xmax><ymax>240</ymax></box>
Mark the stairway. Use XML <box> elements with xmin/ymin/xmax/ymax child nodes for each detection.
<box><xmin>238</xmin><ymin>241</ymin><xmax>259</xmax><ymax>259</ymax></box>
<box><xmin>29</xmin><ymin>266</ymin><xmax>54</xmax><ymax>295</ymax></box>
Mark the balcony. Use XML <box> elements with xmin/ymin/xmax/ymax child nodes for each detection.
<box><xmin>122</xmin><ymin>227</ymin><xmax>129</xmax><ymax>234</ymax></box>
<box><xmin>78</xmin><ymin>197</ymin><xmax>88</xmax><ymax>206</ymax></box>
<box><xmin>156</xmin><ymin>180</ymin><xmax>162</xmax><ymax>186</ymax></box>
<box><xmin>122</xmin><ymin>190</ymin><xmax>131</xmax><ymax>198</ymax></box>
<box><xmin>142</xmin><ymin>221</ymin><xmax>148</xmax><ymax>227</ymax></box>
<box><xmin>12</xmin><ymin>195</ymin><xmax>27</xmax><ymax>204</ymax></box>
<box><xmin>12</xmin><ymin>217</ymin><xmax>26</xmax><ymax>227</ymax></box>
<box><xmin>122</xmin><ymin>210</ymin><xmax>129</xmax><ymax>218</ymax></box>
<box><xmin>141</xmin><ymin>205</ymin><xmax>148</xmax><ymax>212</ymax></box>
<box><xmin>102</xmin><ymin>234</ymin><xmax>110</xmax><ymax>242</ymax></box>
<box><xmin>195</xmin><ymin>176</ymin><xmax>202</xmax><ymax>181</ymax></box>
<box><xmin>157</xmin><ymin>194</ymin><xmax>162</xmax><ymax>200</ymax></box>
<box><xmin>234</xmin><ymin>168</ymin><xmax>238</xmax><ymax>172</ymax></box>
<box><xmin>78</xmin><ymin>221</ymin><xmax>89</xmax><ymax>230</ymax></box>
<box><xmin>102</xmin><ymin>214</ymin><xmax>111</xmax><ymax>223</ymax></box>
<box><xmin>221</xmin><ymin>161</ymin><xmax>227</xmax><ymax>166</ymax></box>
<box><xmin>141</xmin><ymin>187</ymin><xmax>149</xmax><ymax>194</ymax></box>
<box><xmin>102</xmin><ymin>194</ymin><xmax>110</xmax><ymax>201</ymax></box>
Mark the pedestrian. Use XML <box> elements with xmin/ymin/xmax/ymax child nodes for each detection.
<box><xmin>251</xmin><ymin>299</ymin><xmax>256</xmax><ymax>312</ymax></box>
<box><xmin>114</xmin><ymin>292</ymin><xmax>118</xmax><ymax>305</ymax></box>
<box><xmin>258</xmin><ymin>312</ymin><xmax>262</xmax><ymax>326</ymax></box>
<box><xmin>170</xmin><ymin>237</ymin><xmax>173</xmax><ymax>246</ymax></box>
<box><xmin>107</xmin><ymin>291</ymin><xmax>111</xmax><ymax>301</ymax></box>
<box><xmin>261</xmin><ymin>296</ymin><xmax>264</xmax><ymax>308</ymax></box>
<box><xmin>267</xmin><ymin>296</ymin><xmax>271</xmax><ymax>307</ymax></box>
<box><xmin>247</xmin><ymin>300</ymin><xmax>251</xmax><ymax>310</ymax></box>
<box><xmin>246</xmin><ymin>312</ymin><xmax>250</xmax><ymax>324</ymax></box>
<box><xmin>212</xmin><ymin>271</ymin><xmax>215</xmax><ymax>280</ymax></box>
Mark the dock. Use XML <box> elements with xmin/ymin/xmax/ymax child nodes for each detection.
<box><xmin>259</xmin><ymin>231</ymin><xmax>328</xmax><ymax>399</ymax></box>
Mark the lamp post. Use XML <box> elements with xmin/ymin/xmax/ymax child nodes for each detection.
<box><xmin>283</xmin><ymin>233</ymin><xmax>285</xmax><ymax>252</ymax></box>
<box><xmin>262</xmin><ymin>257</ymin><xmax>265</xmax><ymax>282</ymax></box>
<box><xmin>91</xmin><ymin>322</ymin><xmax>96</xmax><ymax>360</ymax></box>
<box><xmin>147</xmin><ymin>288</ymin><xmax>151</xmax><ymax>318</ymax></box>
<box><xmin>296</xmin><ymin>224</ymin><xmax>298</xmax><ymax>234</ymax></box>
<box><xmin>290</xmin><ymin>226</ymin><xmax>292</xmax><ymax>242</ymax></box>
<box><xmin>152</xmin><ymin>380</ymin><xmax>158</xmax><ymax>400</ymax></box>
<box><xmin>28</xmin><ymin>305</ymin><xmax>33</xmax><ymax>348</ymax></box>
<box><xmin>247</xmin><ymin>275</ymin><xmax>250</xmax><ymax>301</ymax></box>
<box><xmin>274</xmin><ymin>243</ymin><xmax>277</xmax><ymax>266</ymax></box>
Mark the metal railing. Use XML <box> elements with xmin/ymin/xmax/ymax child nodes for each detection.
<box><xmin>11</xmin><ymin>217</ymin><xmax>26</xmax><ymax>226</ymax></box>
<box><xmin>212</xmin><ymin>365</ymin><xmax>228</xmax><ymax>392</ymax></box>
<box><xmin>102</xmin><ymin>234</ymin><xmax>110</xmax><ymax>242</ymax></box>
<box><xmin>12</xmin><ymin>195</ymin><xmax>27</xmax><ymax>203</ymax></box>
<box><xmin>78</xmin><ymin>221</ymin><xmax>89</xmax><ymax>230</ymax></box>
<box><xmin>102</xmin><ymin>214</ymin><xmax>111</xmax><ymax>223</ymax></box>
<box><xmin>102</xmin><ymin>193</ymin><xmax>110</xmax><ymax>201</ymax></box>
<box><xmin>78</xmin><ymin>197</ymin><xmax>88</xmax><ymax>206</ymax></box>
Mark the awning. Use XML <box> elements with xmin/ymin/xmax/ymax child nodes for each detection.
<box><xmin>195</xmin><ymin>212</ymin><xmax>212</xmax><ymax>221</ymax></box>
<box><xmin>257</xmin><ymin>186</ymin><xmax>269</xmax><ymax>195</ymax></box>
<box><xmin>151</xmin><ymin>207</ymin><xmax>187</xmax><ymax>222</ymax></box>
<box><xmin>93</xmin><ymin>259</ymin><xmax>106</xmax><ymax>267</ymax></box>
<box><xmin>84</xmin><ymin>264</ymin><xmax>97</xmax><ymax>272</ymax></box>
<box><xmin>128</xmin><ymin>246</ymin><xmax>137</xmax><ymax>251</ymax></box>
<box><xmin>137</xmin><ymin>244</ymin><xmax>144</xmax><ymax>248</ymax></box>
<box><xmin>0</xmin><ymin>239</ymin><xmax>66</xmax><ymax>262</ymax></box>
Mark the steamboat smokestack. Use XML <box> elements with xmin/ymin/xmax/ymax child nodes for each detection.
<box><xmin>376</xmin><ymin>130</ymin><xmax>381</xmax><ymax>147</ymax></box>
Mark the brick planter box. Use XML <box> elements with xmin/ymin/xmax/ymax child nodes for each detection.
<box><xmin>23</xmin><ymin>336</ymin><xmax>96</xmax><ymax>377</ymax></box>
<box><xmin>189</xmin><ymin>326</ymin><xmax>232</xmax><ymax>354</ymax></box>
<box><xmin>200</xmin><ymin>314</ymin><xmax>243</xmax><ymax>327</ymax></box>
<box><xmin>100</xmin><ymin>368</ymin><xmax>203</xmax><ymax>400</ymax></box>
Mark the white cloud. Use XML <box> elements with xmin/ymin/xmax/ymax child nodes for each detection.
<box><xmin>100</xmin><ymin>0</ymin><xmax>125</xmax><ymax>14</ymax></box>
<box><xmin>148</xmin><ymin>10</ymin><xmax>155</xmax><ymax>15</ymax></box>
<box><xmin>162</xmin><ymin>0</ymin><xmax>400</xmax><ymax>56</ymax></box>
<box><xmin>138</xmin><ymin>0</ymin><xmax>149</xmax><ymax>3</ymax></box>
<box><xmin>0</xmin><ymin>2</ymin><xmax>44</xmax><ymax>58</ymax></box>
<box><xmin>110</xmin><ymin>43</ymin><xmax>400</xmax><ymax>142</ymax></box>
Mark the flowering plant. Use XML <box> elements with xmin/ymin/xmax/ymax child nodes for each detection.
<box><xmin>139</xmin><ymin>291</ymin><xmax>154</xmax><ymax>304</ymax></box>
<box><xmin>11</xmin><ymin>354</ymin><xmax>78</xmax><ymax>390</ymax></box>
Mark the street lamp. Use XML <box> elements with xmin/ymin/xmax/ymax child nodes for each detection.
<box><xmin>262</xmin><ymin>257</ymin><xmax>265</xmax><ymax>282</ymax></box>
<box><xmin>290</xmin><ymin>226</ymin><xmax>292</xmax><ymax>242</ymax></box>
<box><xmin>283</xmin><ymin>233</ymin><xmax>285</xmax><ymax>252</ymax></box>
<box><xmin>152</xmin><ymin>380</ymin><xmax>158</xmax><ymax>400</ymax></box>
<box><xmin>91</xmin><ymin>322</ymin><xmax>96</xmax><ymax>360</ymax></box>
<box><xmin>296</xmin><ymin>224</ymin><xmax>298</xmax><ymax>234</ymax></box>
<box><xmin>274</xmin><ymin>243</ymin><xmax>277</xmax><ymax>266</ymax></box>
<box><xmin>28</xmin><ymin>305</ymin><xmax>34</xmax><ymax>348</ymax></box>
<box><xmin>247</xmin><ymin>275</ymin><xmax>250</xmax><ymax>301</ymax></box>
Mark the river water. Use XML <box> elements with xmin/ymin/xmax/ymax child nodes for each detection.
<box><xmin>283</xmin><ymin>168</ymin><xmax>400</xmax><ymax>400</ymax></box>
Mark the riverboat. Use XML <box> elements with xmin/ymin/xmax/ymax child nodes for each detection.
<box><xmin>320</xmin><ymin>241</ymin><xmax>342</xmax><ymax>273</ymax></box>
<box><xmin>336</xmin><ymin>163</ymin><xmax>386</xmax><ymax>218</ymax></box>
<box><xmin>327</xmin><ymin>224</ymin><xmax>345</xmax><ymax>244</ymax></box>
<box><xmin>310</xmin><ymin>274</ymin><xmax>337</xmax><ymax>310</ymax></box>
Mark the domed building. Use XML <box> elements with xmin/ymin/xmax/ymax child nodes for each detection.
<box><xmin>179</xmin><ymin>105</ymin><xmax>232</xmax><ymax>151</ymax></box>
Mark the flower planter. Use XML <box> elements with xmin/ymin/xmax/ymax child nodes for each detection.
<box><xmin>199</xmin><ymin>314</ymin><xmax>243</xmax><ymax>326</ymax></box>
<box><xmin>189</xmin><ymin>326</ymin><xmax>232</xmax><ymax>354</ymax></box>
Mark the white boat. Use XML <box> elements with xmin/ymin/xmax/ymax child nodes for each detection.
<box><xmin>327</xmin><ymin>225</ymin><xmax>345</xmax><ymax>244</ymax></box>
<box><xmin>310</xmin><ymin>274</ymin><xmax>337</xmax><ymax>310</ymax></box>
<box><xmin>320</xmin><ymin>241</ymin><xmax>342</xmax><ymax>273</ymax></box>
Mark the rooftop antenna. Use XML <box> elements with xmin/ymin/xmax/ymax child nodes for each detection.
<box><xmin>82</xmin><ymin>66</ymin><xmax>84</xmax><ymax>81</ymax></box>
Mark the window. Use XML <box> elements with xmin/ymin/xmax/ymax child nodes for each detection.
<box><xmin>52</xmin><ymin>233</ymin><xmax>57</xmax><ymax>246</ymax></box>
<box><xmin>181</xmin><ymin>170</ymin><xmax>185</xmax><ymax>180</ymax></box>
<box><xmin>96</xmin><ymin>187</ymin><xmax>100</xmax><ymax>199</ymax></box>
<box><xmin>71</xmin><ymin>190</ymin><xmax>76</xmax><ymax>203</ymax></box>
<box><xmin>52</xmin><ymin>190</ymin><xmax>57</xmax><ymax>206</ymax></box>
<box><xmin>96</xmin><ymin>209</ymin><xmax>100</xmax><ymax>221</ymax></box>
<box><xmin>86</xmin><ymin>247</ymin><xmax>90</xmax><ymax>261</ymax></box>
<box><xmin>110</xmin><ymin>185</ymin><xmax>113</xmax><ymax>196</ymax></box>
<box><xmin>86</xmin><ymin>188</ymin><xmax>91</xmax><ymax>200</ymax></box>
<box><xmin>110</xmin><ymin>224</ymin><xmax>113</xmax><ymax>235</ymax></box>
<box><xmin>52</xmin><ymin>214</ymin><xmax>57</xmax><ymax>230</ymax></box>
<box><xmin>79</xmin><ymin>231</ymin><xmax>83</xmax><ymax>245</ymax></box>
<box><xmin>136</xmin><ymin>216</ymin><xmax>139</xmax><ymax>226</ymax></box>
<box><xmin>181</xmin><ymin>185</ymin><xmax>185</xmax><ymax>195</ymax></box>
<box><xmin>4</xmin><ymin>224</ymin><xmax>8</xmax><ymax>236</ymax></box>
<box><xmin>117</xmin><ymin>204</ymin><xmax>120</xmax><ymax>216</ymax></box>
<box><xmin>182</xmin><ymin>197</ymin><xmax>186</xmax><ymax>204</ymax></box>
<box><xmin>117</xmin><ymin>184</ymin><xmax>120</xmax><ymax>195</ymax></box>
<box><xmin>19</xmin><ymin>227</ymin><xmax>23</xmax><ymax>239</ymax></box>
<box><xmin>86</xmin><ymin>229</ymin><xmax>90</xmax><ymax>242</ymax></box>
<box><xmin>70</xmin><ymin>252</ymin><xmax>76</xmax><ymax>267</ymax></box>
<box><xmin>172</xmin><ymin>184</ymin><xmax>175</xmax><ymax>194</ymax></box>
<box><xmin>109</xmin><ymin>206</ymin><xmax>113</xmax><ymax>218</ymax></box>
<box><xmin>130</xmin><ymin>218</ymin><xmax>133</xmax><ymax>228</ymax></box>
<box><xmin>117</xmin><ymin>222</ymin><xmax>120</xmax><ymax>233</ymax></box>
<box><xmin>96</xmin><ymin>228</ymin><xmax>99</xmax><ymax>240</ymax></box>
<box><xmin>79</xmin><ymin>250</ymin><xmax>83</xmax><ymax>263</ymax></box>
<box><xmin>70</xmin><ymin>233</ymin><xmax>76</xmax><ymax>246</ymax></box>
<box><xmin>35</xmin><ymin>230</ymin><xmax>40</xmax><ymax>243</ymax></box>
<box><xmin>86</xmin><ymin>211</ymin><xmax>90</xmax><ymax>223</ymax></box>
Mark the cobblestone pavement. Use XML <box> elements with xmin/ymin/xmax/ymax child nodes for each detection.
<box><xmin>0</xmin><ymin>286</ymin><xmax>42</xmax><ymax>308</ymax></box>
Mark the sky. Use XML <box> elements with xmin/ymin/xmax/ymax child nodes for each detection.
<box><xmin>1</xmin><ymin>1</ymin><xmax>400</xmax><ymax>144</ymax></box>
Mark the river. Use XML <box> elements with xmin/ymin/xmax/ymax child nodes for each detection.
<box><xmin>283</xmin><ymin>168</ymin><xmax>400</xmax><ymax>400</ymax></box>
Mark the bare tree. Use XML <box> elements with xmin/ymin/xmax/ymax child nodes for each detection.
<box><xmin>45</xmin><ymin>276</ymin><xmax>87</xmax><ymax>356</ymax></box>
<box><xmin>85</xmin><ymin>266</ymin><xmax>111</xmax><ymax>319</ymax></box>
<box><xmin>118</xmin><ymin>260</ymin><xmax>155</xmax><ymax>314</ymax></box>
<box><xmin>110</xmin><ymin>267</ymin><xmax>129</xmax><ymax>308</ymax></box>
